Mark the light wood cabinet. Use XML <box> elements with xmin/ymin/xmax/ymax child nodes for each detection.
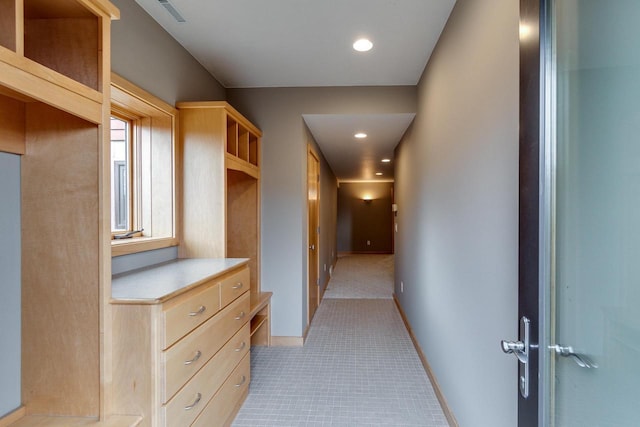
<box><xmin>111</xmin><ymin>260</ymin><xmax>251</xmax><ymax>427</ymax></box>
<box><xmin>0</xmin><ymin>1</ymin><xmax>141</xmax><ymax>426</ymax></box>
<box><xmin>178</xmin><ymin>101</ymin><xmax>272</xmax><ymax>347</ymax></box>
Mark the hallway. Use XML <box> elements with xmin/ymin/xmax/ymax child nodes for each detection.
<box><xmin>232</xmin><ymin>255</ymin><xmax>448</xmax><ymax>426</ymax></box>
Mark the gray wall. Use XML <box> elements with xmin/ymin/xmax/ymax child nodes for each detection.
<box><xmin>337</xmin><ymin>182</ymin><xmax>393</xmax><ymax>254</ymax></box>
<box><xmin>394</xmin><ymin>0</ymin><xmax>519</xmax><ymax>425</ymax></box>
<box><xmin>305</xmin><ymin>125</ymin><xmax>338</xmax><ymax>291</ymax></box>
<box><xmin>0</xmin><ymin>152</ymin><xmax>21</xmax><ymax>417</ymax></box>
<box><xmin>110</xmin><ymin>0</ymin><xmax>225</xmax><ymax>106</ymax></box>
<box><xmin>227</xmin><ymin>86</ymin><xmax>416</xmax><ymax>337</ymax></box>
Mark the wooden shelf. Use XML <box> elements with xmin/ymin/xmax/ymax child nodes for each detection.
<box><xmin>226</xmin><ymin>116</ymin><xmax>237</xmax><ymax>156</ymax></box>
<box><xmin>250</xmin><ymin>314</ymin><xmax>267</xmax><ymax>336</ymax></box>
<box><xmin>24</xmin><ymin>0</ymin><xmax>101</xmax><ymax>90</ymax></box>
<box><xmin>0</xmin><ymin>0</ymin><xmax>119</xmax><ymax>124</ymax></box>
<box><xmin>249</xmin><ymin>292</ymin><xmax>272</xmax><ymax>346</ymax></box>
<box><xmin>0</xmin><ymin>0</ymin><xmax>17</xmax><ymax>52</ymax></box>
<box><xmin>5</xmin><ymin>415</ymin><xmax>142</xmax><ymax>427</ymax></box>
<box><xmin>250</xmin><ymin>291</ymin><xmax>272</xmax><ymax>318</ymax></box>
<box><xmin>0</xmin><ymin>47</ymin><xmax>103</xmax><ymax>124</ymax></box>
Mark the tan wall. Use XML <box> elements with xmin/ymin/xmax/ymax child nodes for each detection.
<box><xmin>337</xmin><ymin>182</ymin><xmax>393</xmax><ymax>254</ymax></box>
<box><xmin>394</xmin><ymin>0</ymin><xmax>519</xmax><ymax>425</ymax></box>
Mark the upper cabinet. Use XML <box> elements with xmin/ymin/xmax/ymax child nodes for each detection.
<box><xmin>177</xmin><ymin>101</ymin><xmax>263</xmax><ymax>295</ymax></box>
<box><xmin>0</xmin><ymin>0</ymin><xmax>119</xmax><ymax>126</ymax></box>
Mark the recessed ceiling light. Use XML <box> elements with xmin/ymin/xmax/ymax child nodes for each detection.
<box><xmin>354</xmin><ymin>133</ymin><xmax>367</xmax><ymax>139</ymax></box>
<box><xmin>375</xmin><ymin>172</ymin><xmax>383</xmax><ymax>176</ymax></box>
<box><xmin>381</xmin><ymin>159</ymin><xmax>391</xmax><ymax>163</ymax></box>
<box><xmin>353</xmin><ymin>38</ymin><xmax>373</xmax><ymax>52</ymax></box>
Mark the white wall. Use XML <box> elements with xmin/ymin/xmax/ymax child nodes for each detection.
<box><xmin>227</xmin><ymin>86</ymin><xmax>416</xmax><ymax>337</ymax></box>
<box><xmin>0</xmin><ymin>153</ymin><xmax>21</xmax><ymax>417</ymax></box>
<box><xmin>394</xmin><ymin>0</ymin><xmax>519</xmax><ymax>425</ymax></box>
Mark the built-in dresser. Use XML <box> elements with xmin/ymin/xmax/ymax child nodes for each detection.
<box><xmin>111</xmin><ymin>258</ymin><xmax>252</xmax><ymax>427</ymax></box>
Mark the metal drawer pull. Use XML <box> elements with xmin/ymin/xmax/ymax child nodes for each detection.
<box><xmin>549</xmin><ymin>345</ymin><xmax>598</xmax><ymax>369</ymax></box>
<box><xmin>188</xmin><ymin>306</ymin><xmax>206</xmax><ymax>317</ymax></box>
<box><xmin>234</xmin><ymin>375</ymin><xmax>247</xmax><ymax>387</ymax></box>
<box><xmin>235</xmin><ymin>342</ymin><xmax>246</xmax><ymax>352</ymax></box>
<box><xmin>184</xmin><ymin>350</ymin><xmax>202</xmax><ymax>366</ymax></box>
<box><xmin>232</xmin><ymin>282</ymin><xmax>243</xmax><ymax>290</ymax></box>
<box><xmin>234</xmin><ymin>311</ymin><xmax>246</xmax><ymax>320</ymax></box>
<box><xmin>184</xmin><ymin>393</ymin><xmax>202</xmax><ymax>410</ymax></box>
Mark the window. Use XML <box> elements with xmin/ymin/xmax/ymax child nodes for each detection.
<box><xmin>110</xmin><ymin>73</ymin><xmax>178</xmax><ymax>256</ymax></box>
<box><xmin>110</xmin><ymin>115</ymin><xmax>131</xmax><ymax>232</ymax></box>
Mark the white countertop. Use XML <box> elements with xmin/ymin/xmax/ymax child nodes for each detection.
<box><xmin>111</xmin><ymin>258</ymin><xmax>249</xmax><ymax>304</ymax></box>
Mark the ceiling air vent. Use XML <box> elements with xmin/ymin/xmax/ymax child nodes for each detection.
<box><xmin>157</xmin><ymin>0</ymin><xmax>186</xmax><ymax>23</ymax></box>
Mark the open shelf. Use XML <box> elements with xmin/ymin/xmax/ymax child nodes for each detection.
<box><xmin>24</xmin><ymin>0</ymin><xmax>101</xmax><ymax>91</ymax></box>
<box><xmin>237</xmin><ymin>125</ymin><xmax>249</xmax><ymax>162</ymax></box>
<box><xmin>0</xmin><ymin>0</ymin><xmax>17</xmax><ymax>52</ymax></box>
<box><xmin>0</xmin><ymin>0</ymin><xmax>118</xmax><ymax>125</ymax></box>
<box><xmin>249</xmin><ymin>133</ymin><xmax>259</xmax><ymax>166</ymax></box>
<box><xmin>226</xmin><ymin>169</ymin><xmax>259</xmax><ymax>295</ymax></box>
<box><xmin>226</xmin><ymin>116</ymin><xmax>237</xmax><ymax>156</ymax></box>
<box><xmin>249</xmin><ymin>292</ymin><xmax>272</xmax><ymax>347</ymax></box>
<box><xmin>250</xmin><ymin>315</ymin><xmax>267</xmax><ymax>336</ymax></box>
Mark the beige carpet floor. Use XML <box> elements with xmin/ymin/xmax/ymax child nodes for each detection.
<box><xmin>323</xmin><ymin>254</ymin><xmax>394</xmax><ymax>299</ymax></box>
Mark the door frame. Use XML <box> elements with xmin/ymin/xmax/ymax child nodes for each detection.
<box><xmin>518</xmin><ymin>0</ymin><xmax>552</xmax><ymax>425</ymax></box>
<box><xmin>520</xmin><ymin>0</ymin><xmax>560</xmax><ymax>425</ymax></box>
<box><xmin>306</xmin><ymin>145</ymin><xmax>320</xmax><ymax>326</ymax></box>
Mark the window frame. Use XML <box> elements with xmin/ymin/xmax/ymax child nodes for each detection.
<box><xmin>110</xmin><ymin>73</ymin><xmax>179</xmax><ymax>256</ymax></box>
<box><xmin>109</xmin><ymin>111</ymin><xmax>135</xmax><ymax>235</ymax></box>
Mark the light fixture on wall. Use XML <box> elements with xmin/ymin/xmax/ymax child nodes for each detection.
<box><xmin>381</xmin><ymin>158</ymin><xmax>391</xmax><ymax>163</ymax></box>
<box><xmin>363</xmin><ymin>195</ymin><xmax>373</xmax><ymax>204</ymax></box>
<box><xmin>354</xmin><ymin>132</ymin><xmax>367</xmax><ymax>139</ymax></box>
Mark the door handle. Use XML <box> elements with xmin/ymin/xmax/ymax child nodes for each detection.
<box><xmin>501</xmin><ymin>316</ymin><xmax>530</xmax><ymax>398</ymax></box>
<box><xmin>309</xmin><ymin>244</ymin><xmax>315</xmax><ymax>250</ymax></box>
<box><xmin>501</xmin><ymin>340</ymin><xmax>527</xmax><ymax>364</ymax></box>
<box><xmin>549</xmin><ymin>345</ymin><xmax>598</xmax><ymax>368</ymax></box>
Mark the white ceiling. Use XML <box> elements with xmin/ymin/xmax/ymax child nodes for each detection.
<box><xmin>303</xmin><ymin>114</ymin><xmax>415</xmax><ymax>182</ymax></box>
<box><xmin>134</xmin><ymin>0</ymin><xmax>455</xmax><ymax>180</ymax></box>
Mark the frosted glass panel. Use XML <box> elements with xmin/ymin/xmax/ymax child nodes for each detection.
<box><xmin>553</xmin><ymin>1</ymin><xmax>640</xmax><ymax>426</ymax></box>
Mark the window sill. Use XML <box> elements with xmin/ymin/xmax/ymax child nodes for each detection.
<box><xmin>111</xmin><ymin>236</ymin><xmax>178</xmax><ymax>257</ymax></box>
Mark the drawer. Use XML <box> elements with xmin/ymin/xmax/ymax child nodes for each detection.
<box><xmin>220</xmin><ymin>267</ymin><xmax>249</xmax><ymax>307</ymax></box>
<box><xmin>163</xmin><ymin>326</ymin><xmax>251</xmax><ymax>426</ymax></box>
<box><xmin>190</xmin><ymin>353</ymin><xmax>251</xmax><ymax>427</ymax></box>
<box><xmin>163</xmin><ymin>281</ymin><xmax>221</xmax><ymax>348</ymax></box>
<box><xmin>163</xmin><ymin>311</ymin><xmax>250</xmax><ymax>403</ymax></box>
